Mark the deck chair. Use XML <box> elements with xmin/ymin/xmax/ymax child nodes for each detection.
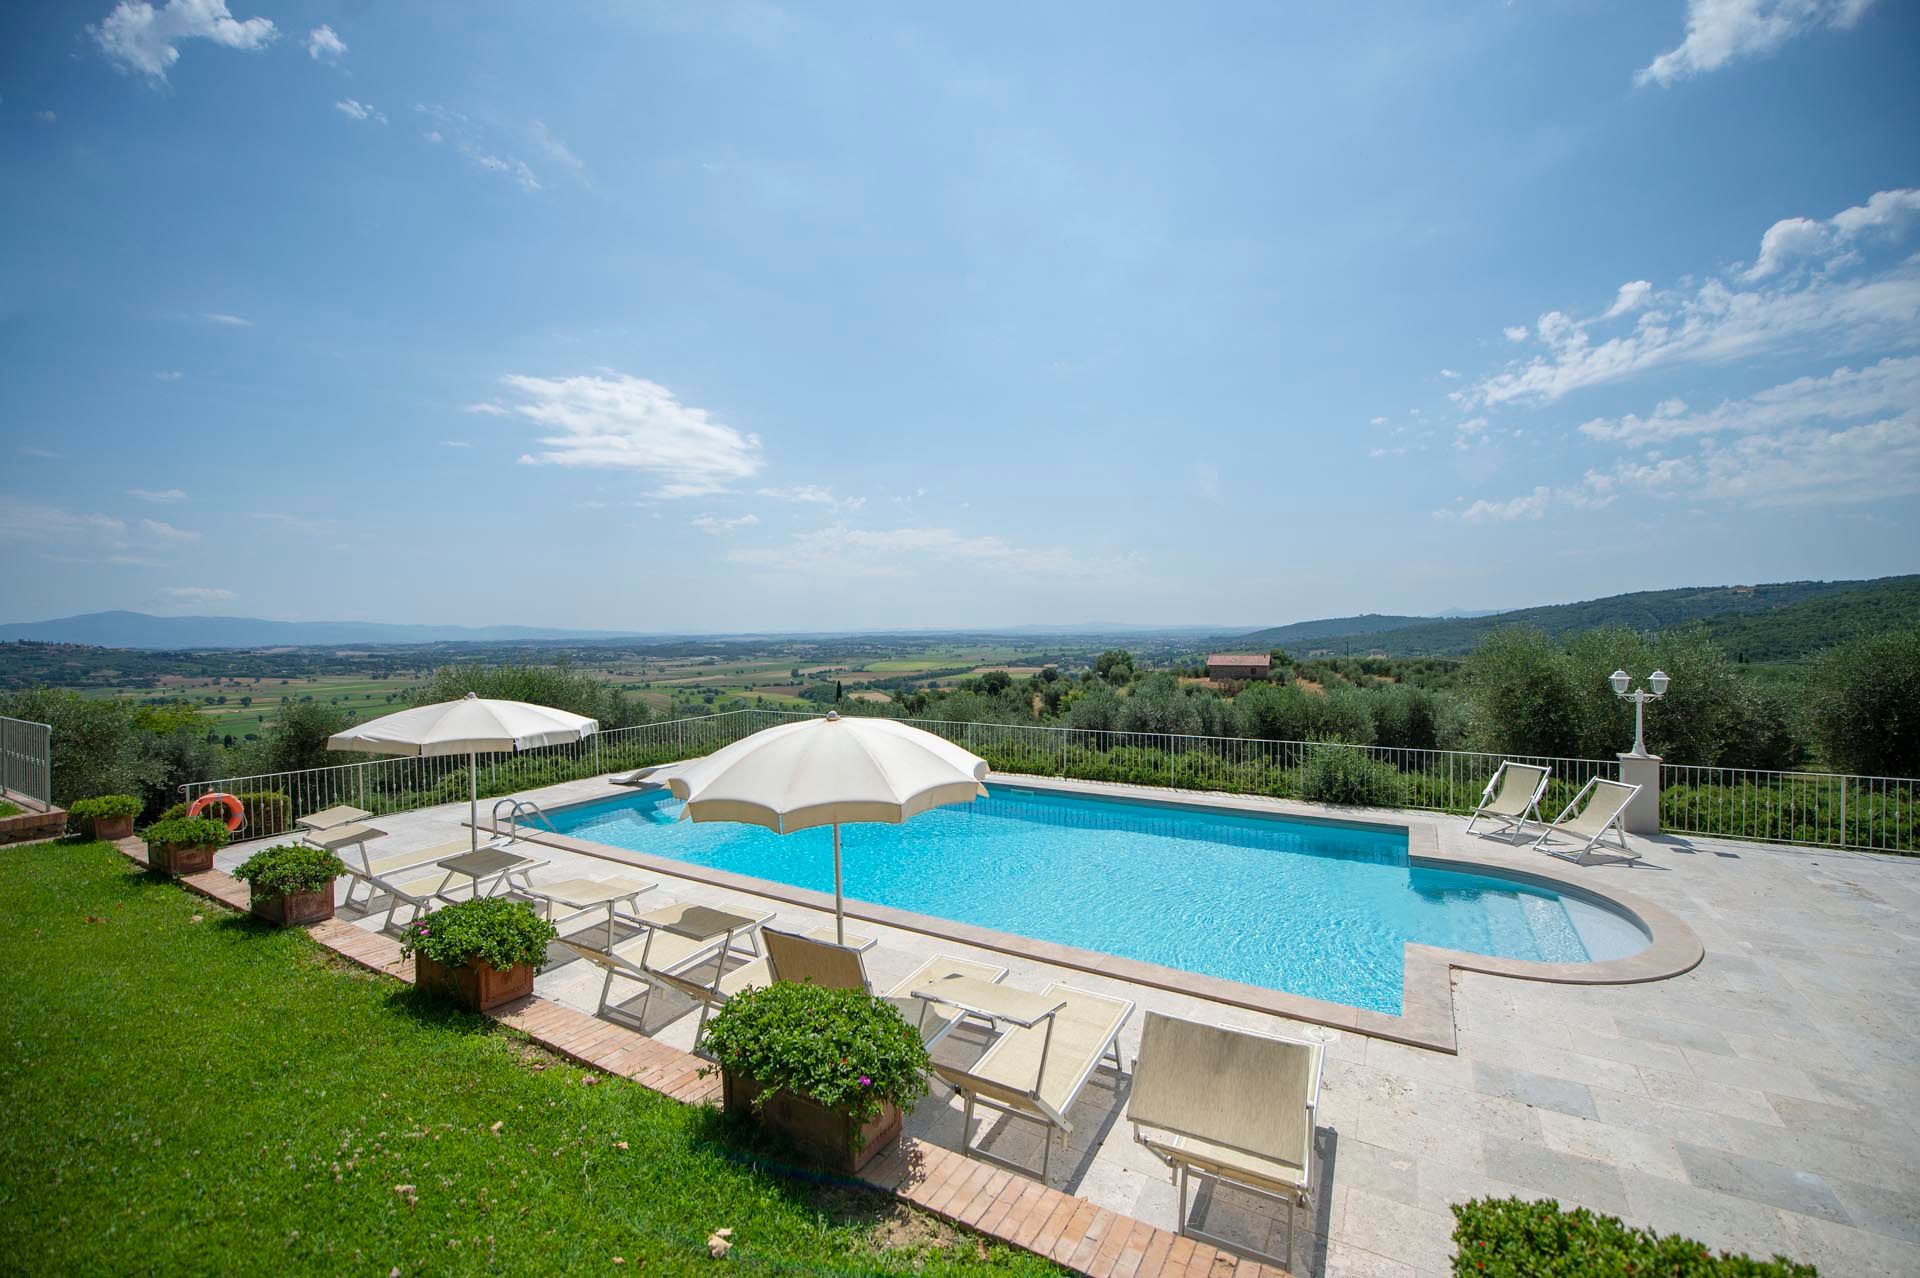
<box><xmin>1465</xmin><ymin>762</ymin><xmax>1550</xmax><ymax>843</ymax></box>
<box><xmin>1533</xmin><ymin>778</ymin><xmax>1641</xmax><ymax>862</ymax></box>
<box><xmin>555</xmin><ymin>903</ymin><xmax>774</xmax><ymax>1035</ymax></box>
<box><xmin>1128</xmin><ymin>1012</ymin><xmax>1325</xmax><ymax>1267</ymax></box>
<box><xmin>339</xmin><ymin>837</ymin><xmax>493</xmax><ymax>930</ymax></box>
<box><xmin>933</xmin><ymin>982</ymin><xmax>1135</xmax><ymax>1182</ymax></box>
<box><xmin>297</xmin><ymin>804</ymin><xmax>372</xmax><ymax>832</ymax></box>
<box><xmin>758</xmin><ymin>927</ymin><xmax>1009</xmax><ymax>1047</ymax></box>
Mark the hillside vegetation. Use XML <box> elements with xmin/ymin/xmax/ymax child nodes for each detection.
<box><xmin>1236</xmin><ymin>575</ymin><xmax>1920</xmax><ymax>660</ymax></box>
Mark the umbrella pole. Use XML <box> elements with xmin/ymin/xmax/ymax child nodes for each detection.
<box><xmin>833</xmin><ymin>823</ymin><xmax>844</xmax><ymax>945</ymax></box>
<box><xmin>469</xmin><ymin>751</ymin><xmax>478</xmax><ymax>853</ymax></box>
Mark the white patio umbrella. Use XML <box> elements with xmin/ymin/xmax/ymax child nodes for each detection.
<box><xmin>327</xmin><ymin>693</ymin><xmax>599</xmax><ymax>851</ymax></box>
<box><xmin>666</xmin><ymin>711</ymin><xmax>989</xmax><ymax>943</ymax></box>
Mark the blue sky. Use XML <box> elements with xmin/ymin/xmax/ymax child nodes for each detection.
<box><xmin>2</xmin><ymin>0</ymin><xmax>1916</xmax><ymax>633</ymax></box>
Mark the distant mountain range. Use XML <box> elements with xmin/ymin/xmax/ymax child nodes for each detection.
<box><xmin>1235</xmin><ymin>575</ymin><xmax>1920</xmax><ymax>662</ymax></box>
<box><xmin>0</xmin><ymin>611</ymin><xmax>644</xmax><ymax>650</ymax></box>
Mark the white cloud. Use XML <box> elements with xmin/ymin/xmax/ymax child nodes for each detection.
<box><xmin>18</xmin><ymin>446</ymin><xmax>63</xmax><ymax>460</ymax></box>
<box><xmin>444</xmin><ymin>440</ymin><xmax>472</xmax><ymax>448</ymax></box>
<box><xmin>335</xmin><ymin>99</ymin><xmax>387</xmax><ymax>125</ymax></box>
<box><xmin>757</xmin><ymin>484</ymin><xmax>864</xmax><ymax>510</ymax></box>
<box><xmin>1638</xmin><ymin>0</ymin><xmax>1876</xmax><ymax>87</ymax></box>
<box><xmin>1578</xmin><ymin>355</ymin><xmax>1920</xmax><ymax>446</ymax></box>
<box><xmin>306</xmin><ymin>23</ymin><xmax>345</xmax><ymax>61</ymax></box>
<box><xmin>531</xmin><ymin>120</ymin><xmax>584</xmax><ymax>173</ymax></box>
<box><xmin>1368</xmin><ymin>415</ymin><xmax>1390</xmax><ymax>426</ymax></box>
<box><xmin>416</xmin><ymin>104</ymin><xmax>541</xmax><ymax>192</ymax></box>
<box><xmin>1603</xmin><ymin>280</ymin><xmax>1654</xmax><ymax>318</ymax></box>
<box><xmin>1368</xmin><ymin>447</ymin><xmax>1408</xmax><ymax>459</ymax></box>
<box><xmin>1503</xmin><ymin>325</ymin><xmax>1530</xmax><ymax>343</ymax></box>
<box><xmin>729</xmin><ymin>524</ymin><xmax>1142</xmax><ymax>582</ymax></box>
<box><xmin>0</xmin><ymin>500</ymin><xmax>125</xmax><ymax>543</ymax></box>
<box><xmin>156</xmin><ymin>585</ymin><xmax>236</xmax><ymax>605</ymax></box>
<box><xmin>34</xmin><ymin>109</ymin><xmax>56</xmax><ymax>124</ymax></box>
<box><xmin>90</xmin><ymin>0</ymin><xmax>276</xmax><ymax>81</ymax></box>
<box><xmin>155</xmin><ymin>370</ymin><xmax>183</xmax><ymax>381</ymax></box>
<box><xmin>128</xmin><ymin>487</ymin><xmax>188</xmax><ymax>503</ymax></box>
<box><xmin>501</xmin><ymin>371</ymin><xmax>763</xmax><ymax>497</ymax></box>
<box><xmin>203</xmin><ymin>311</ymin><xmax>252</xmax><ymax>327</ymax></box>
<box><xmin>462</xmin><ymin>401</ymin><xmax>509</xmax><ymax>416</ymax></box>
<box><xmin>691</xmin><ymin>513</ymin><xmax>760</xmax><ymax>534</ymax></box>
<box><xmin>1439</xmin><ymin>368</ymin><xmax>1461</xmax><ymax>380</ymax></box>
<box><xmin>1745</xmin><ymin>188</ymin><xmax>1920</xmax><ymax>279</ymax></box>
<box><xmin>140</xmin><ymin>518</ymin><xmax>199</xmax><ymax>543</ymax></box>
<box><xmin>1469</xmin><ymin>193</ymin><xmax>1920</xmax><ymax>409</ymax></box>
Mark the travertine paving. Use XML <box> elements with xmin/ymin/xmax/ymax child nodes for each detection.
<box><xmin>215</xmin><ymin>774</ymin><xmax>1920</xmax><ymax>1277</ymax></box>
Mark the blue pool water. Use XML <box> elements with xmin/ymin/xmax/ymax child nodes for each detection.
<box><xmin>541</xmin><ymin>785</ymin><xmax>1644</xmax><ymax>1014</ymax></box>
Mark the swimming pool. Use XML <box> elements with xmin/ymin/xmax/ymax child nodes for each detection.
<box><xmin>539</xmin><ymin>784</ymin><xmax>1647</xmax><ymax>1015</ymax></box>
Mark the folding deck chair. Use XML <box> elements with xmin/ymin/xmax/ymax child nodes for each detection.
<box><xmin>1465</xmin><ymin>761</ymin><xmax>1551</xmax><ymax>843</ymax></box>
<box><xmin>554</xmin><ymin>903</ymin><xmax>774</xmax><ymax>1034</ymax></box>
<box><xmin>1127</xmin><ymin>1011</ymin><xmax>1325</xmax><ymax>1267</ymax></box>
<box><xmin>1533</xmin><ymin>777</ymin><xmax>1642</xmax><ymax>862</ymax></box>
<box><xmin>930</xmin><ymin>980</ymin><xmax>1135</xmax><ymax>1182</ymax></box>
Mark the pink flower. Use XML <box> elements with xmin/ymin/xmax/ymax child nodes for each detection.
<box><xmin>859</xmin><ymin>1076</ymin><xmax>872</xmax><ymax>1087</ymax></box>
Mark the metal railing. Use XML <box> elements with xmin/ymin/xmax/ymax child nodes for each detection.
<box><xmin>1662</xmin><ymin>763</ymin><xmax>1916</xmax><ymax>854</ymax></box>
<box><xmin>177</xmin><ymin>705</ymin><xmax>1918</xmax><ymax>854</ymax></box>
<box><xmin>1</xmin><ymin>715</ymin><xmax>52</xmax><ymax>810</ymax></box>
<box><xmin>179</xmin><ymin>709</ymin><xmax>794</xmax><ymax>840</ymax></box>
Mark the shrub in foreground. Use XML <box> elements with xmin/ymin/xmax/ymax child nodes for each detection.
<box><xmin>141</xmin><ymin>816</ymin><xmax>231</xmax><ymax>850</ymax></box>
<box><xmin>703</xmin><ymin>981</ymin><xmax>930</xmax><ymax>1163</ymax></box>
<box><xmin>68</xmin><ymin>794</ymin><xmax>143</xmax><ymax>837</ymax></box>
<box><xmin>233</xmin><ymin>844</ymin><xmax>346</xmax><ymax>898</ymax></box>
<box><xmin>1451</xmin><ymin>1197</ymin><xmax>1817</xmax><ymax>1276</ymax></box>
<box><xmin>399</xmin><ymin>897</ymin><xmax>557</xmax><ymax>972</ymax></box>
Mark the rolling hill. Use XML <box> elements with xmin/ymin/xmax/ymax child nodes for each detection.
<box><xmin>1235</xmin><ymin>575</ymin><xmax>1920</xmax><ymax>661</ymax></box>
<box><xmin>0</xmin><ymin>611</ymin><xmax>644</xmax><ymax>650</ymax></box>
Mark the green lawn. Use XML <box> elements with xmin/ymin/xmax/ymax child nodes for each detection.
<box><xmin>0</xmin><ymin>841</ymin><xmax>1060</xmax><ymax>1277</ymax></box>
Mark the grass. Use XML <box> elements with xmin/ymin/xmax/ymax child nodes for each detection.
<box><xmin>0</xmin><ymin>840</ymin><xmax>1061</xmax><ymax>1277</ymax></box>
<box><xmin>0</xmin><ymin>800</ymin><xmax>20</xmax><ymax>818</ymax></box>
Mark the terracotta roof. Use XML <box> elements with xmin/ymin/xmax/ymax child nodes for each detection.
<box><xmin>1206</xmin><ymin>653</ymin><xmax>1271</xmax><ymax>666</ymax></box>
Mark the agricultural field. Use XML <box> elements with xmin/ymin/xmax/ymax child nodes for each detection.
<box><xmin>87</xmin><ymin>673</ymin><xmax>421</xmax><ymax>740</ymax></box>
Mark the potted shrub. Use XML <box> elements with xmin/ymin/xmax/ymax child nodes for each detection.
<box><xmin>703</xmin><ymin>982</ymin><xmax>930</xmax><ymax>1174</ymax></box>
<box><xmin>69</xmin><ymin>794</ymin><xmax>143</xmax><ymax>841</ymax></box>
<box><xmin>141</xmin><ymin>816</ymin><xmax>230</xmax><ymax>876</ymax></box>
<box><xmin>234</xmin><ymin>843</ymin><xmax>346</xmax><ymax>926</ymax></box>
<box><xmin>399</xmin><ymin>898</ymin><xmax>556</xmax><ymax>1012</ymax></box>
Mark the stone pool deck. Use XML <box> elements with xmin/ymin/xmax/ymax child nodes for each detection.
<box><xmin>212</xmin><ymin>774</ymin><xmax>1920</xmax><ymax>1277</ymax></box>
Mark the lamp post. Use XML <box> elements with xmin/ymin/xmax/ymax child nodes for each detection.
<box><xmin>1610</xmin><ymin>668</ymin><xmax>1669</xmax><ymax>759</ymax></box>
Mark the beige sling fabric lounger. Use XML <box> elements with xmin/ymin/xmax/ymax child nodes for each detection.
<box><xmin>757</xmin><ymin>927</ymin><xmax>1008</xmax><ymax>1046</ymax></box>
<box><xmin>337</xmin><ymin>837</ymin><xmax>487</xmax><ymax>930</ymax></box>
<box><xmin>1128</xmin><ymin>1011</ymin><xmax>1325</xmax><ymax>1266</ymax></box>
<box><xmin>1465</xmin><ymin>761</ymin><xmax>1550</xmax><ymax>843</ymax></box>
<box><xmin>932</xmin><ymin>981</ymin><xmax>1135</xmax><ymax>1182</ymax></box>
<box><xmin>557</xmin><ymin>903</ymin><xmax>774</xmax><ymax>1035</ymax></box>
<box><xmin>297</xmin><ymin>804</ymin><xmax>373</xmax><ymax>832</ymax></box>
<box><xmin>1533</xmin><ymin>777</ymin><xmax>1641</xmax><ymax>862</ymax></box>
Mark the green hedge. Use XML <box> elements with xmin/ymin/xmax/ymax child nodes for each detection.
<box><xmin>399</xmin><ymin>898</ymin><xmax>556</xmax><ymax>972</ymax></box>
<box><xmin>233</xmin><ymin>844</ymin><xmax>346</xmax><ymax>897</ymax></box>
<box><xmin>1451</xmin><ymin>1197</ymin><xmax>1816</xmax><ymax>1276</ymax></box>
<box><xmin>68</xmin><ymin>794</ymin><xmax>143</xmax><ymax>821</ymax></box>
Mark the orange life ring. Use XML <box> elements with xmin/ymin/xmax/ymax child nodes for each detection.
<box><xmin>188</xmin><ymin>791</ymin><xmax>245</xmax><ymax>833</ymax></box>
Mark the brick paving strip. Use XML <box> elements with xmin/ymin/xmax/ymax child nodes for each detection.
<box><xmin>108</xmin><ymin>837</ymin><xmax>1287</xmax><ymax>1277</ymax></box>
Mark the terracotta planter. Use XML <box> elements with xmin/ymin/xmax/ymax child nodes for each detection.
<box><xmin>151</xmin><ymin>842</ymin><xmax>216</xmax><ymax>876</ymax></box>
<box><xmin>89</xmin><ymin>814</ymin><xmax>135</xmax><ymax>841</ymax></box>
<box><xmin>249</xmin><ymin>885</ymin><xmax>335</xmax><ymax>927</ymax></box>
<box><xmin>722</xmin><ymin>1069</ymin><xmax>903</xmax><ymax>1174</ymax></box>
<box><xmin>414</xmin><ymin>954</ymin><xmax>534</xmax><ymax>1011</ymax></box>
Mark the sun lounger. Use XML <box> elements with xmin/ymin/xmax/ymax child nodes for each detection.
<box><xmin>338</xmin><ymin>837</ymin><xmax>505</xmax><ymax>930</ymax></box>
<box><xmin>757</xmin><ymin>927</ymin><xmax>1008</xmax><ymax>1046</ymax></box>
<box><xmin>1127</xmin><ymin>1012</ymin><xmax>1325</xmax><ymax>1266</ymax></box>
<box><xmin>929</xmin><ymin>979</ymin><xmax>1135</xmax><ymax>1181</ymax></box>
<box><xmin>555</xmin><ymin>903</ymin><xmax>773</xmax><ymax>1035</ymax></box>
<box><xmin>297</xmin><ymin>804</ymin><xmax>373</xmax><ymax>832</ymax></box>
<box><xmin>1533</xmin><ymin>777</ymin><xmax>1641</xmax><ymax>862</ymax></box>
<box><xmin>1465</xmin><ymin>761</ymin><xmax>1550</xmax><ymax>843</ymax></box>
<box><xmin>513</xmin><ymin>874</ymin><xmax>659</xmax><ymax>949</ymax></box>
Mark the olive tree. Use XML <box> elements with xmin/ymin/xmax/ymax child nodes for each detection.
<box><xmin>1807</xmin><ymin>627</ymin><xmax>1920</xmax><ymax>775</ymax></box>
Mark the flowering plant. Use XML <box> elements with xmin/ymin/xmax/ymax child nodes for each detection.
<box><xmin>397</xmin><ymin>897</ymin><xmax>557</xmax><ymax>972</ymax></box>
<box><xmin>701</xmin><ymin>981</ymin><xmax>930</xmax><ymax>1141</ymax></box>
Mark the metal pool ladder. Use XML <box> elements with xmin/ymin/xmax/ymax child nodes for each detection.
<box><xmin>491</xmin><ymin>797</ymin><xmax>558</xmax><ymax>843</ymax></box>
